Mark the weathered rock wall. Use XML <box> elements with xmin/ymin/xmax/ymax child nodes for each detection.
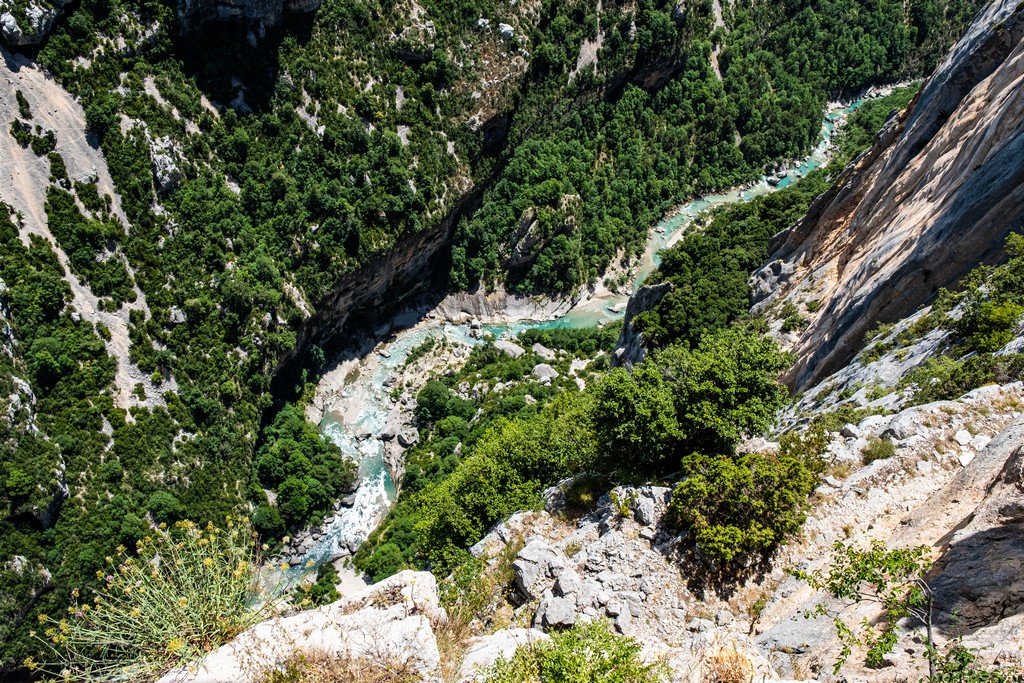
<box><xmin>611</xmin><ymin>282</ymin><xmax>672</xmax><ymax>369</ymax></box>
<box><xmin>176</xmin><ymin>0</ymin><xmax>318</xmax><ymax>31</ymax></box>
<box><xmin>275</xmin><ymin>185</ymin><xmax>486</xmax><ymax>386</ymax></box>
<box><xmin>751</xmin><ymin>0</ymin><xmax>1024</xmax><ymax>391</ymax></box>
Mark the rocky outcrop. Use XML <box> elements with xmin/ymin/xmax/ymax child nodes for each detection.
<box><xmin>434</xmin><ymin>286</ymin><xmax>575</xmax><ymax>324</ymax></box>
<box><xmin>467</xmin><ymin>489</ymin><xmax>785</xmax><ymax>681</ymax></box>
<box><xmin>157</xmin><ymin>570</ymin><xmax>444</xmax><ymax>683</ymax></box>
<box><xmin>925</xmin><ymin>423</ymin><xmax>1024</xmax><ymax>633</ymax></box>
<box><xmin>457</xmin><ymin>629</ymin><xmax>550</xmax><ymax>682</ymax></box>
<box><xmin>0</xmin><ymin>0</ymin><xmax>59</xmax><ymax>47</ymax></box>
<box><xmin>611</xmin><ymin>282</ymin><xmax>672</xmax><ymax>369</ymax></box>
<box><xmin>751</xmin><ymin>0</ymin><xmax>1024</xmax><ymax>391</ymax></box>
<box><xmin>148</xmin><ymin>134</ymin><xmax>182</xmax><ymax>195</ymax></box>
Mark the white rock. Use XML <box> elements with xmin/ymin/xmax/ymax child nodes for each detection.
<box><xmin>457</xmin><ymin>629</ymin><xmax>549</xmax><ymax>682</ymax></box>
<box><xmin>954</xmin><ymin>429</ymin><xmax>973</xmax><ymax>446</ymax></box>
<box><xmin>971</xmin><ymin>434</ymin><xmax>991</xmax><ymax>451</ymax></box>
<box><xmin>157</xmin><ymin>571</ymin><xmax>443</xmax><ymax>683</ymax></box>
<box><xmin>537</xmin><ymin>595</ymin><xmax>576</xmax><ymax>628</ymax></box>
<box><xmin>397</xmin><ymin>429</ymin><xmax>419</xmax><ymax>447</ymax></box>
<box><xmin>531</xmin><ymin>343</ymin><xmax>555</xmax><ymax>360</ymax></box>
<box><xmin>532</xmin><ymin>363</ymin><xmax>559</xmax><ymax>383</ymax></box>
<box><xmin>840</xmin><ymin>423</ymin><xmax>861</xmax><ymax>439</ymax></box>
<box><xmin>494</xmin><ymin>340</ymin><xmax>525</xmax><ymax>358</ymax></box>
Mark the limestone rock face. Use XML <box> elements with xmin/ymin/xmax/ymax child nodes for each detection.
<box><xmin>751</xmin><ymin>0</ymin><xmax>1024</xmax><ymax>391</ymax></box>
<box><xmin>148</xmin><ymin>135</ymin><xmax>182</xmax><ymax>195</ymax></box>
<box><xmin>457</xmin><ymin>629</ymin><xmax>550</xmax><ymax>682</ymax></box>
<box><xmin>922</xmin><ymin>422</ymin><xmax>1024</xmax><ymax>633</ymax></box>
<box><xmin>611</xmin><ymin>282</ymin><xmax>672</xmax><ymax>369</ymax></box>
<box><xmin>157</xmin><ymin>570</ymin><xmax>444</xmax><ymax>683</ymax></box>
<box><xmin>0</xmin><ymin>0</ymin><xmax>59</xmax><ymax>46</ymax></box>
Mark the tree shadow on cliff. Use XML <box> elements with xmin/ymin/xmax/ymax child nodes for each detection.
<box><xmin>928</xmin><ymin>515</ymin><xmax>1024</xmax><ymax>638</ymax></box>
<box><xmin>171</xmin><ymin>11</ymin><xmax>315</xmax><ymax>113</ymax></box>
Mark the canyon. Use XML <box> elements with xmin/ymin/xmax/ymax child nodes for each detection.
<box><xmin>2</xmin><ymin>0</ymin><xmax>1023</xmax><ymax>679</ymax></box>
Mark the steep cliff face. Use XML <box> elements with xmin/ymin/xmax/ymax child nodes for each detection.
<box><xmin>751</xmin><ymin>0</ymin><xmax>1024</xmax><ymax>391</ymax></box>
<box><xmin>275</xmin><ymin>186</ymin><xmax>485</xmax><ymax>383</ymax></box>
<box><xmin>176</xmin><ymin>0</ymin><xmax>316</xmax><ymax>31</ymax></box>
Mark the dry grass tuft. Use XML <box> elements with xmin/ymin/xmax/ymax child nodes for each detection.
<box><xmin>704</xmin><ymin>648</ymin><xmax>754</xmax><ymax>683</ymax></box>
<box><xmin>257</xmin><ymin>649</ymin><xmax>421</xmax><ymax>683</ymax></box>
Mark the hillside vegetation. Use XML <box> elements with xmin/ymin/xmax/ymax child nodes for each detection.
<box><xmin>0</xmin><ymin>0</ymin><xmax>980</xmax><ymax>670</ymax></box>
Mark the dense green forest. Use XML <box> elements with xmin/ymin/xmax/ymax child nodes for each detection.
<box><xmin>0</xmin><ymin>0</ymin><xmax>980</xmax><ymax>668</ymax></box>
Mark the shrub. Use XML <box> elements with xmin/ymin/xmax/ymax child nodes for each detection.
<box><xmin>591</xmin><ymin>363</ymin><xmax>680</xmax><ymax>474</ymax></box>
<box><xmin>932</xmin><ymin>643</ymin><xmax>1023</xmax><ymax>683</ymax></box>
<box><xmin>666</xmin><ymin>451</ymin><xmax>816</xmax><ymax>564</ymax></box>
<box><xmin>28</xmin><ymin>518</ymin><xmax>275</xmax><ymax>682</ymax></box>
<box><xmin>958</xmin><ymin>301</ymin><xmax>1023</xmax><ymax>352</ymax></box>
<box><xmin>15</xmin><ymin>90</ymin><xmax>31</xmax><ymax>119</ymax></box>
<box><xmin>414</xmin><ymin>380</ymin><xmax>475</xmax><ymax>425</ymax></box>
<box><xmin>653</xmin><ymin>329</ymin><xmax>791</xmax><ymax>456</ymax></box>
<box><xmin>779</xmin><ymin>301</ymin><xmax>807</xmax><ymax>333</ymax></box>
<box><xmin>861</xmin><ymin>436</ymin><xmax>895</xmax><ymax>464</ymax></box>
<box><xmin>481</xmin><ymin>621</ymin><xmax>668</xmax><ymax>683</ymax></box>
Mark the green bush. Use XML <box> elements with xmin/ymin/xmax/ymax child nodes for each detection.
<box><xmin>652</xmin><ymin>328</ymin><xmax>791</xmax><ymax>456</ymax></box>
<box><xmin>592</xmin><ymin>328</ymin><xmax>790</xmax><ymax>473</ymax></box>
<box><xmin>414</xmin><ymin>380</ymin><xmax>476</xmax><ymax>425</ymax></box>
<box><xmin>666</xmin><ymin>451</ymin><xmax>816</xmax><ymax>564</ymax></box>
<box><xmin>902</xmin><ymin>353</ymin><xmax>1024</xmax><ymax>406</ymax></box>
<box><xmin>959</xmin><ymin>300</ymin><xmax>1023</xmax><ymax>352</ymax></box>
<box><xmin>591</xmin><ymin>363</ymin><xmax>680</xmax><ymax>474</ymax></box>
<box><xmin>414</xmin><ymin>390</ymin><xmax>597</xmax><ymax>570</ymax></box>
<box><xmin>15</xmin><ymin>90</ymin><xmax>31</xmax><ymax>119</ymax></box>
<box><xmin>861</xmin><ymin>436</ymin><xmax>896</xmax><ymax>464</ymax></box>
<box><xmin>481</xmin><ymin>621</ymin><xmax>668</xmax><ymax>683</ymax></box>
<box><xmin>254</xmin><ymin>404</ymin><xmax>356</xmax><ymax>527</ymax></box>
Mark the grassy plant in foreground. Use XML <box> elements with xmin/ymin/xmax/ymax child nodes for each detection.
<box><xmin>28</xmin><ymin>517</ymin><xmax>276</xmax><ymax>682</ymax></box>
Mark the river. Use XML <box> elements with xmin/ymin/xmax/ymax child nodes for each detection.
<box><xmin>296</xmin><ymin>96</ymin><xmax>870</xmax><ymax>572</ymax></box>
